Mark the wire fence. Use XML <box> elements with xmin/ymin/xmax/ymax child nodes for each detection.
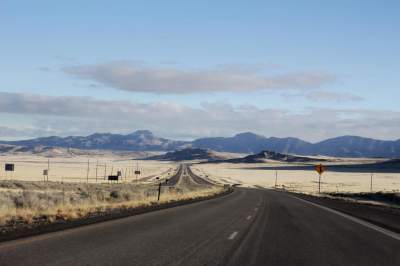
<box><xmin>192</xmin><ymin>166</ymin><xmax>400</xmax><ymax>194</ymax></box>
<box><xmin>0</xmin><ymin>157</ymin><xmax>175</xmax><ymax>184</ymax></box>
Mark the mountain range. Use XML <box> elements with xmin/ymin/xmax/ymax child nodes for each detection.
<box><xmin>144</xmin><ymin>148</ymin><xmax>227</xmax><ymax>161</ymax></box>
<box><xmin>220</xmin><ymin>150</ymin><xmax>327</xmax><ymax>163</ymax></box>
<box><xmin>1</xmin><ymin>130</ymin><xmax>400</xmax><ymax>158</ymax></box>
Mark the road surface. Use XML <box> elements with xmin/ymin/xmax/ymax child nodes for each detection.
<box><xmin>165</xmin><ymin>164</ymin><xmax>214</xmax><ymax>187</ymax></box>
<box><xmin>0</xmin><ymin>178</ymin><xmax>399</xmax><ymax>265</ymax></box>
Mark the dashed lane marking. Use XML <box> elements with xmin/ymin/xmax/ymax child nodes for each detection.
<box><xmin>246</xmin><ymin>215</ymin><xmax>252</xmax><ymax>220</ymax></box>
<box><xmin>228</xmin><ymin>231</ymin><xmax>238</xmax><ymax>240</ymax></box>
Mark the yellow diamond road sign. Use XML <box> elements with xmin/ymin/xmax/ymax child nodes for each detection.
<box><xmin>315</xmin><ymin>164</ymin><xmax>326</xmax><ymax>175</ymax></box>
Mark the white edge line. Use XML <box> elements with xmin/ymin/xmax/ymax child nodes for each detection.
<box><xmin>228</xmin><ymin>231</ymin><xmax>238</xmax><ymax>240</ymax></box>
<box><xmin>293</xmin><ymin>196</ymin><xmax>400</xmax><ymax>241</ymax></box>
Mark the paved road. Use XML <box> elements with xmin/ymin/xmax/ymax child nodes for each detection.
<box><xmin>165</xmin><ymin>164</ymin><xmax>214</xmax><ymax>187</ymax></box>
<box><xmin>186</xmin><ymin>165</ymin><xmax>215</xmax><ymax>186</ymax></box>
<box><xmin>0</xmin><ymin>187</ymin><xmax>399</xmax><ymax>265</ymax></box>
<box><xmin>164</xmin><ymin>164</ymin><xmax>183</xmax><ymax>186</ymax></box>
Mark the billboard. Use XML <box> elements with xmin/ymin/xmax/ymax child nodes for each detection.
<box><xmin>108</xmin><ymin>175</ymin><xmax>119</xmax><ymax>181</ymax></box>
<box><xmin>5</xmin><ymin>164</ymin><xmax>14</xmax><ymax>171</ymax></box>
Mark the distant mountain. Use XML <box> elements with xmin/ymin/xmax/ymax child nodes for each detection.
<box><xmin>0</xmin><ymin>144</ymin><xmax>19</xmax><ymax>153</ymax></box>
<box><xmin>222</xmin><ymin>150</ymin><xmax>327</xmax><ymax>163</ymax></box>
<box><xmin>0</xmin><ymin>143</ymin><xmax>156</xmax><ymax>158</ymax></box>
<box><xmin>0</xmin><ymin>130</ymin><xmax>187</xmax><ymax>151</ymax></box>
<box><xmin>1</xmin><ymin>131</ymin><xmax>400</xmax><ymax>158</ymax></box>
<box><xmin>146</xmin><ymin>149</ymin><xmax>326</xmax><ymax>163</ymax></box>
<box><xmin>192</xmin><ymin>133</ymin><xmax>400</xmax><ymax>158</ymax></box>
<box><xmin>144</xmin><ymin>148</ymin><xmax>225</xmax><ymax>161</ymax></box>
<box><xmin>311</xmin><ymin>136</ymin><xmax>400</xmax><ymax>158</ymax></box>
<box><xmin>192</xmin><ymin>132</ymin><xmax>311</xmax><ymax>154</ymax></box>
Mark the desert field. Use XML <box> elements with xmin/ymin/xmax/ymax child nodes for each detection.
<box><xmin>1</xmin><ymin>153</ymin><xmax>399</xmax><ymax>194</ymax></box>
<box><xmin>192</xmin><ymin>163</ymin><xmax>400</xmax><ymax>194</ymax></box>
<box><xmin>0</xmin><ymin>154</ymin><xmax>176</xmax><ymax>183</ymax></box>
<box><xmin>0</xmin><ymin>154</ymin><xmax>222</xmax><ymax>226</ymax></box>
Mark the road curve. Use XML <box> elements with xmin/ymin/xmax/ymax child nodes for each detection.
<box><xmin>0</xmin><ymin>188</ymin><xmax>398</xmax><ymax>266</ymax></box>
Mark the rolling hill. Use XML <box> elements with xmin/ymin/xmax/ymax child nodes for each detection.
<box><xmin>143</xmin><ymin>148</ymin><xmax>228</xmax><ymax>161</ymax></box>
<box><xmin>221</xmin><ymin>150</ymin><xmax>327</xmax><ymax>163</ymax></box>
<box><xmin>0</xmin><ymin>130</ymin><xmax>187</xmax><ymax>152</ymax></box>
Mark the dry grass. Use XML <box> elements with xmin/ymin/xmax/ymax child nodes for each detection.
<box><xmin>0</xmin><ymin>155</ymin><xmax>223</xmax><ymax>228</ymax></box>
<box><xmin>0</xmin><ymin>180</ymin><xmax>224</xmax><ymax>226</ymax></box>
<box><xmin>0</xmin><ymin>154</ymin><xmax>176</xmax><ymax>182</ymax></box>
<box><xmin>193</xmin><ymin>163</ymin><xmax>400</xmax><ymax>194</ymax></box>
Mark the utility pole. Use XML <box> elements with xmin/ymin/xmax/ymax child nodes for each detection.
<box><xmin>62</xmin><ymin>176</ymin><xmax>65</xmax><ymax>206</ymax></box>
<box><xmin>86</xmin><ymin>159</ymin><xmax>90</xmax><ymax>183</ymax></box>
<box><xmin>95</xmin><ymin>160</ymin><xmax>98</xmax><ymax>183</ymax></box>
<box><xmin>275</xmin><ymin>170</ymin><xmax>278</xmax><ymax>188</ymax></box>
<box><xmin>47</xmin><ymin>158</ymin><xmax>50</xmax><ymax>182</ymax></box>
<box><xmin>318</xmin><ymin>173</ymin><xmax>321</xmax><ymax>194</ymax></box>
<box><xmin>136</xmin><ymin>160</ymin><xmax>139</xmax><ymax>182</ymax></box>
<box><xmin>370</xmin><ymin>173</ymin><xmax>373</xmax><ymax>192</ymax></box>
<box><xmin>104</xmin><ymin>163</ymin><xmax>107</xmax><ymax>180</ymax></box>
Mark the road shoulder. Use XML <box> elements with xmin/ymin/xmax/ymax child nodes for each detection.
<box><xmin>288</xmin><ymin>191</ymin><xmax>400</xmax><ymax>234</ymax></box>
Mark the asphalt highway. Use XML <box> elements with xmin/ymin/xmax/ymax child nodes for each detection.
<box><xmin>186</xmin><ymin>165</ymin><xmax>215</xmax><ymax>186</ymax></box>
<box><xmin>164</xmin><ymin>164</ymin><xmax>183</xmax><ymax>186</ymax></box>
<box><xmin>0</xmin><ymin>176</ymin><xmax>399</xmax><ymax>265</ymax></box>
<box><xmin>165</xmin><ymin>164</ymin><xmax>213</xmax><ymax>188</ymax></box>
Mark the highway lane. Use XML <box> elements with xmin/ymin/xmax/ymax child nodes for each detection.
<box><xmin>164</xmin><ymin>164</ymin><xmax>213</xmax><ymax>188</ymax></box>
<box><xmin>0</xmin><ymin>188</ymin><xmax>399</xmax><ymax>265</ymax></box>
<box><xmin>164</xmin><ymin>164</ymin><xmax>183</xmax><ymax>186</ymax></box>
<box><xmin>186</xmin><ymin>165</ymin><xmax>215</xmax><ymax>186</ymax></box>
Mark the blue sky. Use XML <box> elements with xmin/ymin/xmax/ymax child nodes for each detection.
<box><xmin>0</xmin><ymin>1</ymin><xmax>399</xmax><ymax>141</ymax></box>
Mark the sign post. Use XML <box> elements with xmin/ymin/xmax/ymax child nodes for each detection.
<box><xmin>43</xmin><ymin>169</ymin><xmax>48</xmax><ymax>181</ymax></box>
<box><xmin>134</xmin><ymin>160</ymin><xmax>140</xmax><ymax>182</ymax></box>
<box><xmin>135</xmin><ymin>170</ymin><xmax>141</xmax><ymax>182</ymax></box>
<box><xmin>315</xmin><ymin>164</ymin><xmax>326</xmax><ymax>193</ymax></box>
<box><xmin>5</xmin><ymin>163</ymin><xmax>14</xmax><ymax>179</ymax></box>
<box><xmin>155</xmin><ymin>177</ymin><xmax>161</xmax><ymax>201</ymax></box>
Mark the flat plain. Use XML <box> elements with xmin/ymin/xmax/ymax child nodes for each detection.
<box><xmin>193</xmin><ymin>162</ymin><xmax>400</xmax><ymax>194</ymax></box>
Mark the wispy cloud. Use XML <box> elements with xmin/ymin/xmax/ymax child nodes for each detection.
<box><xmin>62</xmin><ymin>61</ymin><xmax>335</xmax><ymax>94</ymax></box>
<box><xmin>305</xmin><ymin>90</ymin><xmax>364</xmax><ymax>102</ymax></box>
<box><xmin>0</xmin><ymin>92</ymin><xmax>399</xmax><ymax>141</ymax></box>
